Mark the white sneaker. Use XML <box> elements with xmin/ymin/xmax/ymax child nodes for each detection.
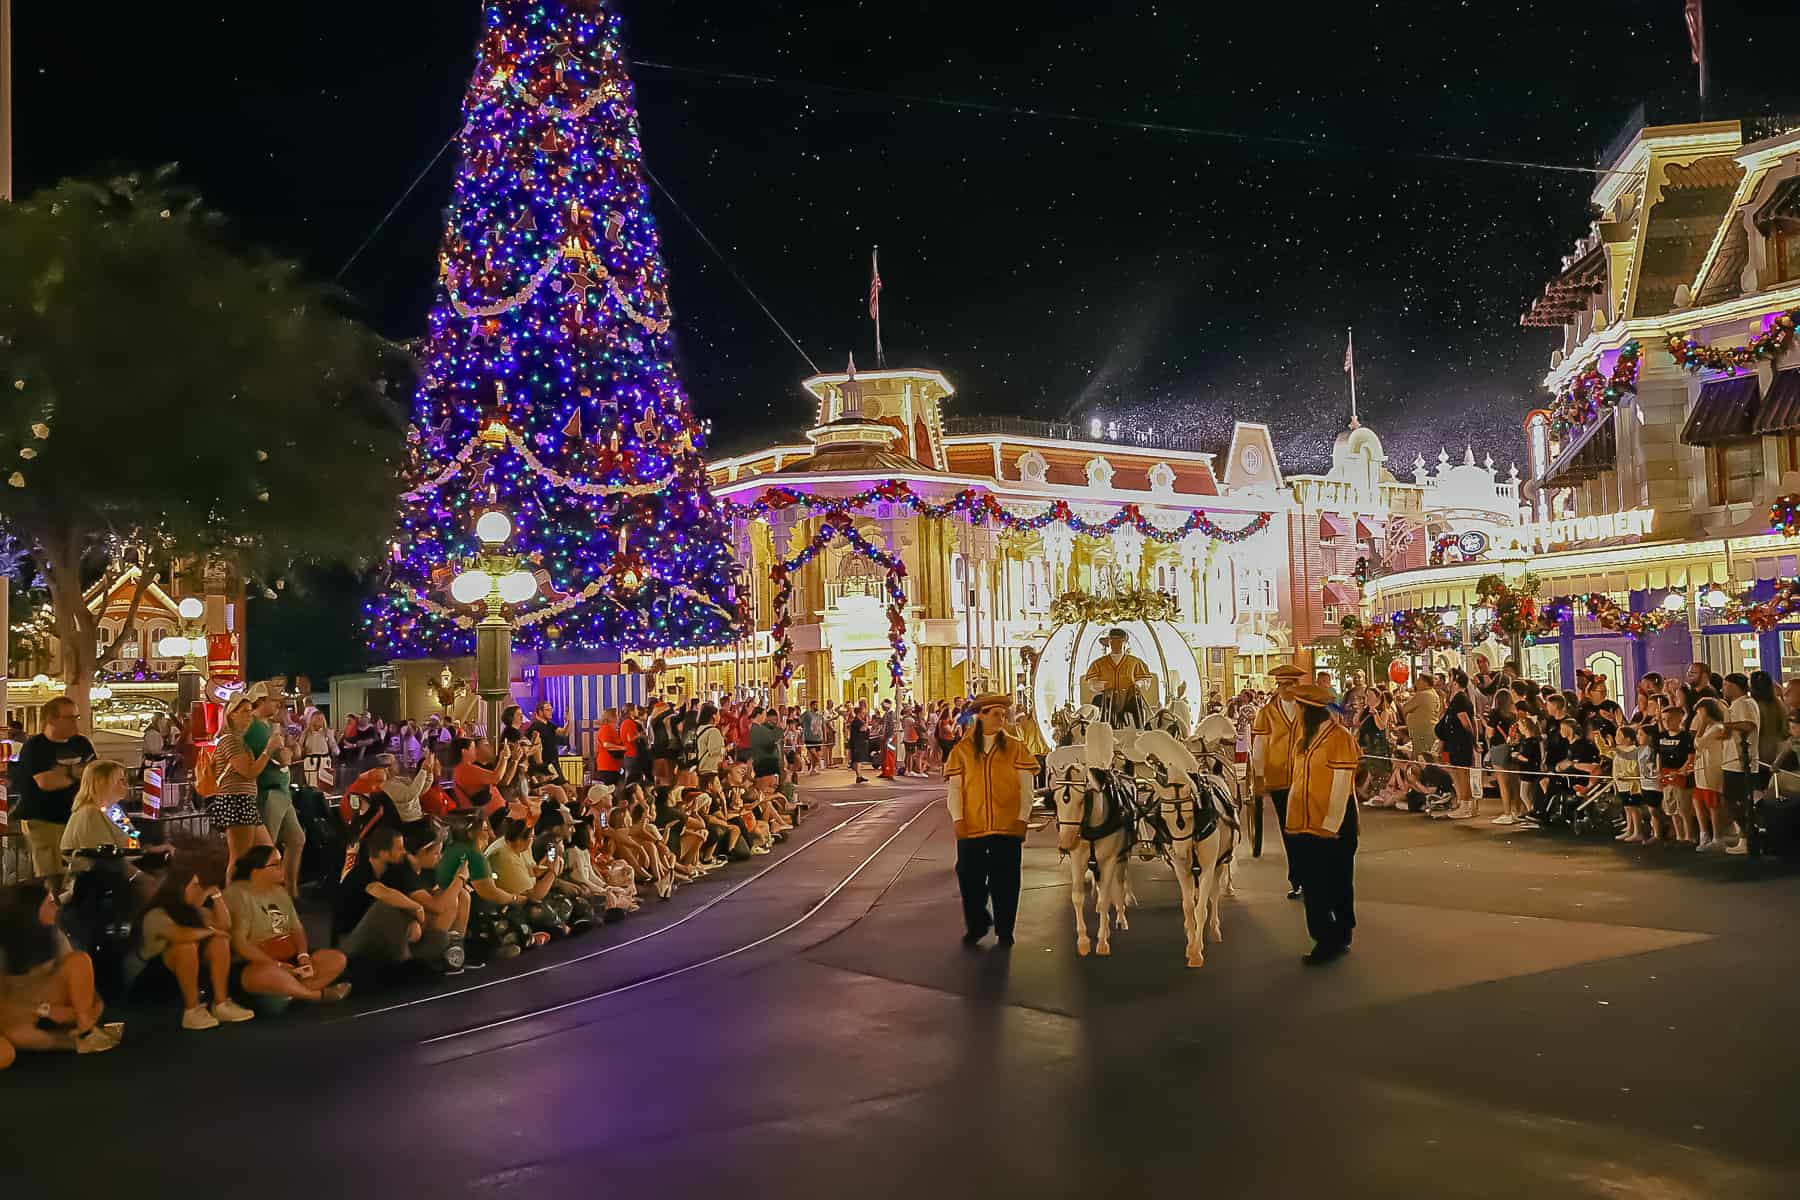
<box><xmin>1492</xmin><ymin>814</ymin><xmax>1516</xmax><ymax>825</ymax></box>
<box><xmin>1724</xmin><ymin>839</ymin><xmax>1749</xmax><ymax>855</ymax></box>
<box><xmin>182</xmin><ymin>1006</ymin><xmax>221</xmax><ymax>1031</ymax></box>
<box><xmin>1696</xmin><ymin>836</ymin><xmax>1712</xmax><ymax>852</ymax></box>
<box><xmin>75</xmin><ymin>1027</ymin><xmax>118</xmax><ymax>1054</ymax></box>
<box><xmin>211</xmin><ymin>999</ymin><xmax>256</xmax><ymax>1024</ymax></box>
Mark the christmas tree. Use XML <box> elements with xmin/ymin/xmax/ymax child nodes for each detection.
<box><xmin>370</xmin><ymin>0</ymin><xmax>740</xmax><ymax>658</ymax></box>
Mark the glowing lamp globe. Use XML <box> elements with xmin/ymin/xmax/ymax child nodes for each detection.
<box><xmin>498</xmin><ymin>570</ymin><xmax>538</xmax><ymax>605</ymax></box>
<box><xmin>158</xmin><ymin>635</ymin><xmax>189</xmax><ymax>658</ymax></box>
<box><xmin>1440</xmin><ymin>609</ymin><xmax>1461</xmax><ymax>627</ymax></box>
<box><xmin>1702</xmin><ymin>588</ymin><xmax>1730</xmax><ymax>609</ymax></box>
<box><xmin>177</xmin><ymin>597</ymin><xmax>205</xmax><ymax>622</ymax></box>
<box><xmin>1660</xmin><ymin>592</ymin><xmax>1686</xmax><ymax>612</ymax></box>
<box><xmin>450</xmin><ymin>570</ymin><xmax>493</xmax><ymax>605</ymax></box>
<box><xmin>475</xmin><ymin>510</ymin><xmax>513</xmax><ymax>546</ymax></box>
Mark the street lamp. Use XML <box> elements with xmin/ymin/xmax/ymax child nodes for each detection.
<box><xmin>1661</xmin><ymin>592</ymin><xmax>1686</xmax><ymax>612</ymax></box>
<box><xmin>452</xmin><ymin>508</ymin><xmax>538</xmax><ymax>739</ymax></box>
<box><xmin>158</xmin><ymin>596</ymin><xmax>210</xmax><ymax>713</ymax></box>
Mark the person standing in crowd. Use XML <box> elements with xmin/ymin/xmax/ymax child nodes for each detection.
<box><xmin>593</xmin><ymin>708</ymin><xmax>625</xmax><ymax>788</ymax></box>
<box><xmin>695</xmin><ymin>705</ymin><xmax>727</xmax><ymax>783</ymax></box>
<box><xmin>618</xmin><ymin>703</ymin><xmax>646</xmax><ymax>788</ymax></box>
<box><xmin>212</xmin><ymin>695</ymin><xmax>276</xmax><ymax>881</ymax></box>
<box><xmin>749</xmin><ymin>706</ymin><xmax>783</xmax><ymax>784</ymax></box>
<box><xmin>1399</xmin><ymin>671</ymin><xmax>1442</xmax><ymax>768</ymax></box>
<box><xmin>1718</xmin><ymin>673</ymin><xmax>1759</xmax><ymax>856</ymax></box>
<box><xmin>530</xmin><ymin>701</ymin><xmax>571</xmax><ymax>771</ymax></box>
<box><xmin>1283</xmin><ymin>683</ymin><xmax>1362</xmax><ymax>965</ymax></box>
<box><xmin>799</xmin><ymin>703</ymin><xmax>826</xmax><ymax>774</ymax></box>
<box><xmin>12</xmin><ymin>697</ymin><xmax>97</xmax><ymax>878</ymax></box>
<box><xmin>1250</xmin><ymin>663</ymin><xmax>1308</xmax><ymax>899</ymax></box>
<box><xmin>944</xmin><ymin>694</ymin><xmax>1036</xmax><ymax>948</ymax></box>
<box><xmin>848</xmin><ymin>704</ymin><xmax>870</xmax><ymax>785</ymax></box>
<box><xmin>244</xmin><ymin>684</ymin><xmax>304</xmax><ymax>896</ymax></box>
<box><xmin>1438</xmin><ymin>669</ymin><xmax>1479</xmax><ymax>819</ymax></box>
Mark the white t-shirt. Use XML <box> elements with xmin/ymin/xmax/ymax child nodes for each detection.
<box><xmin>1723</xmin><ymin>696</ymin><xmax>1761</xmax><ymax>772</ymax></box>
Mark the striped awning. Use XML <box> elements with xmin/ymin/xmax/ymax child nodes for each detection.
<box><xmin>1355</xmin><ymin>515</ymin><xmax>1378</xmax><ymax>540</ymax></box>
<box><xmin>1323</xmin><ymin>581</ymin><xmax>1360</xmax><ymax>607</ymax></box>
<box><xmin>1319</xmin><ymin>512</ymin><xmax>1349</xmax><ymax>540</ymax></box>
<box><xmin>1681</xmin><ymin>375</ymin><xmax>1762</xmax><ymax>446</ymax></box>
<box><xmin>1754</xmin><ymin>369</ymin><xmax>1800</xmax><ymax>435</ymax></box>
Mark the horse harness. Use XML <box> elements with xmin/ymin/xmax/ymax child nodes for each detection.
<box><xmin>1052</xmin><ymin>768</ymin><xmax>1135</xmax><ymax>845</ymax></box>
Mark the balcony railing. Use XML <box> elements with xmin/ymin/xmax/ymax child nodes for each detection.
<box><xmin>941</xmin><ymin>415</ymin><xmax>1214</xmax><ymax>454</ymax></box>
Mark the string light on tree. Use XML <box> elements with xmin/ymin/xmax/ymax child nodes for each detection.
<box><xmin>368</xmin><ymin>0</ymin><xmax>740</xmax><ymax>659</ymax></box>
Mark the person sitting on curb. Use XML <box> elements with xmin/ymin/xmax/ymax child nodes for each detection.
<box><xmin>129</xmin><ymin>865</ymin><xmax>257</xmax><ymax>1031</ymax></box>
<box><xmin>0</xmin><ymin>880</ymin><xmax>119</xmax><ymax>1060</ymax></box>
<box><xmin>225</xmin><ymin>846</ymin><xmax>351</xmax><ymax>1006</ymax></box>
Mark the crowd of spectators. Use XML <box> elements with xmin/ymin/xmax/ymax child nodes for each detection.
<box><xmin>0</xmin><ymin>687</ymin><xmax>827</xmax><ymax>1071</ymax></box>
<box><xmin>1342</xmin><ymin>657</ymin><xmax>1795</xmax><ymax>855</ymax></box>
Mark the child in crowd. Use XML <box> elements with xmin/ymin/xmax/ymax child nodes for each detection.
<box><xmin>1613</xmin><ymin>721</ymin><xmax>1647</xmax><ymax>842</ymax></box>
<box><xmin>1690</xmin><ymin>698</ymin><xmax>1728</xmax><ymax>851</ymax></box>
<box><xmin>1509</xmin><ymin>716</ymin><xmax>1543</xmax><ymax>826</ymax></box>
<box><xmin>1633</xmin><ymin>723</ymin><xmax>1663</xmax><ymax>843</ymax></box>
<box><xmin>1655</xmin><ymin>704</ymin><xmax>1696</xmax><ymax>845</ymax></box>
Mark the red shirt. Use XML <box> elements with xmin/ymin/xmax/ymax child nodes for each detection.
<box><xmin>594</xmin><ymin>722</ymin><xmax>623</xmax><ymax>772</ymax></box>
<box><xmin>619</xmin><ymin>718</ymin><xmax>641</xmax><ymax>760</ymax></box>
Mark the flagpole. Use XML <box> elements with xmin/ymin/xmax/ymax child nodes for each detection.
<box><xmin>1697</xmin><ymin>0</ymin><xmax>1709</xmax><ymax>115</ymax></box>
<box><xmin>871</xmin><ymin>246</ymin><xmax>885</xmax><ymax>369</ymax></box>
<box><xmin>1347</xmin><ymin>328</ymin><xmax>1358</xmax><ymax>426</ymax></box>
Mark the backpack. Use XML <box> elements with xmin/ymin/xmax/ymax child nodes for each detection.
<box><xmin>680</xmin><ymin>727</ymin><xmax>701</xmax><ymax>770</ymax></box>
<box><xmin>193</xmin><ymin>745</ymin><xmax>222</xmax><ymax>799</ymax></box>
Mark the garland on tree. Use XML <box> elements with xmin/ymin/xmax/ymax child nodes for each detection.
<box><xmin>1340</xmin><ymin>614</ymin><xmax>1391</xmax><ymax>657</ymax></box>
<box><xmin>769</xmin><ymin>523</ymin><xmax>908</xmax><ymax>690</ymax></box>
<box><xmin>368</xmin><ymin>1</ymin><xmax>742</xmax><ymax>659</ymax></box>
<box><xmin>1048</xmin><ymin>587</ymin><xmax>1179</xmax><ymax>626</ymax></box>
<box><xmin>722</xmin><ymin>480</ymin><xmax>1271</xmax><ymax>546</ymax></box>
<box><xmin>1387</xmin><ymin>608</ymin><xmax>1460</xmax><ymax>653</ymax></box>
<box><xmin>1667</xmin><ymin>309</ymin><xmax>1799</xmax><ymax>374</ymax></box>
<box><xmin>1474</xmin><ymin>572</ymin><xmax>1542</xmax><ymax>639</ymax></box>
<box><xmin>1548</xmin><ymin>340</ymin><xmax>1641</xmax><ymax>440</ymax></box>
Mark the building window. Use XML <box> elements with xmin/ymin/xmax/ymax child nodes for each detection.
<box><xmin>1323</xmin><ymin>605</ymin><xmax>1340</xmax><ymax>627</ymax></box>
<box><xmin>1778</xmin><ymin>228</ymin><xmax>1800</xmax><ymax>284</ymax></box>
<box><xmin>1781</xmin><ymin>434</ymin><xmax>1800</xmax><ymax>476</ymax></box>
<box><xmin>1707</xmin><ymin>439</ymin><xmax>1762</xmax><ymax>505</ymax></box>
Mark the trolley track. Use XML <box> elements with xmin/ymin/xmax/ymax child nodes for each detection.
<box><xmin>352</xmin><ymin>784</ymin><xmax>926</xmax><ymax>1024</ymax></box>
<box><xmin>418</xmin><ymin>792</ymin><xmax>941</xmax><ymax>1053</ymax></box>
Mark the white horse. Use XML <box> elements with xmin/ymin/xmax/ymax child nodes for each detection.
<box><xmin>1130</xmin><ymin>729</ymin><xmax>1237</xmax><ymax>969</ymax></box>
<box><xmin>1045</xmin><ymin>728</ymin><xmax>1132</xmax><ymax>957</ymax></box>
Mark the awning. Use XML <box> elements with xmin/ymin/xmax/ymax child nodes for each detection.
<box><xmin>1355</xmin><ymin>515</ymin><xmax>1378</xmax><ymax>540</ymax></box>
<box><xmin>1754</xmin><ymin>369</ymin><xmax>1800</xmax><ymax>435</ymax></box>
<box><xmin>1319</xmin><ymin>512</ymin><xmax>1349</xmax><ymax>540</ymax></box>
<box><xmin>1540</xmin><ymin>412</ymin><xmax>1617</xmax><ymax>489</ymax></box>
<box><xmin>1681</xmin><ymin>375</ymin><xmax>1762</xmax><ymax>446</ymax></box>
<box><xmin>1323</xmin><ymin>581</ymin><xmax>1360</xmax><ymax>607</ymax></box>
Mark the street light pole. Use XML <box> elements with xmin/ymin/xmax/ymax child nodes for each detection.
<box><xmin>1</xmin><ymin>0</ymin><xmax>13</xmax><ymax>203</ymax></box>
<box><xmin>453</xmin><ymin>509</ymin><xmax>537</xmax><ymax>739</ymax></box>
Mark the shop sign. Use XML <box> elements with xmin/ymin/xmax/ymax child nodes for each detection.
<box><xmin>1504</xmin><ymin>507</ymin><xmax>1655</xmax><ymax>552</ymax></box>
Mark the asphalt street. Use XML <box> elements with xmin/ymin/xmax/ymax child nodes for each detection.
<box><xmin>7</xmin><ymin>770</ymin><xmax>1800</xmax><ymax>1199</ymax></box>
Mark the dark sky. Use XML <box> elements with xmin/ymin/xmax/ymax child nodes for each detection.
<box><xmin>14</xmin><ymin>1</ymin><xmax>1789</xmax><ymax>479</ymax></box>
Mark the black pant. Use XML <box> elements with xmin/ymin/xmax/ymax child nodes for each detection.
<box><xmin>1267</xmin><ymin>788</ymin><xmax>1300</xmax><ymax>888</ymax></box>
<box><xmin>955</xmin><ymin>835</ymin><xmax>1023</xmax><ymax>938</ymax></box>
<box><xmin>1291</xmin><ymin>832</ymin><xmax>1356</xmax><ymax>949</ymax></box>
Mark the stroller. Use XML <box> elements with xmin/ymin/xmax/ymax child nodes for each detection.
<box><xmin>1569</xmin><ymin>772</ymin><xmax>1622</xmax><ymax>837</ymax></box>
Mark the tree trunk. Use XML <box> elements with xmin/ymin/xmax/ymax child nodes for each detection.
<box><xmin>41</xmin><ymin>527</ymin><xmax>100</xmax><ymax>734</ymax></box>
<box><xmin>112</xmin><ymin>562</ymin><xmax>157</xmax><ymax>671</ymax></box>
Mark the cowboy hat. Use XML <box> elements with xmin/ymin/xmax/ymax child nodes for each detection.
<box><xmin>1268</xmin><ymin>664</ymin><xmax>1306</xmax><ymax>682</ymax></box>
<box><xmin>1292</xmin><ymin>683</ymin><xmax>1336</xmax><ymax>707</ymax></box>
<box><xmin>973</xmin><ymin>692</ymin><xmax>1010</xmax><ymax>712</ymax></box>
<box><xmin>244</xmin><ymin>681</ymin><xmax>277</xmax><ymax>704</ymax></box>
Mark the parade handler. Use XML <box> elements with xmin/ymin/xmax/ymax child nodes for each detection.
<box><xmin>944</xmin><ymin>694</ymin><xmax>1037</xmax><ymax>948</ymax></box>
<box><xmin>1081</xmin><ymin>628</ymin><xmax>1155</xmax><ymax>728</ymax></box>
<box><xmin>1249</xmin><ymin>663</ymin><xmax>1307</xmax><ymax>899</ymax></box>
<box><xmin>1284</xmin><ymin>683</ymin><xmax>1362</xmax><ymax>965</ymax></box>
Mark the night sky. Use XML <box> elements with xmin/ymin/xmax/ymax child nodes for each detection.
<box><xmin>15</xmin><ymin>2</ymin><xmax>1787</xmax><ymax>475</ymax></box>
<box><xmin>10</xmin><ymin>2</ymin><xmax>1791</xmax><ymax>680</ymax></box>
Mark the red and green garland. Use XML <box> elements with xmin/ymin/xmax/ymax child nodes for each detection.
<box><xmin>1340</xmin><ymin>614</ymin><xmax>1391</xmax><ymax>657</ymax></box>
<box><xmin>723</xmin><ymin>480</ymin><xmax>1270</xmax><ymax>546</ymax></box>
<box><xmin>1387</xmin><ymin>608</ymin><xmax>1460</xmax><ymax>653</ymax></box>
<box><xmin>1475</xmin><ymin>572</ymin><xmax>1542</xmax><ymax>639</ymax></box>
<box><xmin>1769</xmin><ymin>493</ymin><xmax>1800</xmax><ymax>537</ymax></box>
<box><xmin>1667</xmin><ymin>309</ymin><xmax>1798</xmax><ymax>374</ymax></box>
<box><xmin>769</xmin><ymin>522</ymin><xmax>908</xmax><ymax>691</ymax></box>
<box><xmin>1548</xmin><ymin>340</ymin><xmax>1640</xmax><ymax>441</ymax></box>
<box><xmin>1530</xmin><ymin>593</ymin><xmax>1681</xmax><ymax>639</ymax></box>
<box><xmin>1714</xmin><ymin>577</ymin><xmax>1800</xmax><ymax>632</ymax></box>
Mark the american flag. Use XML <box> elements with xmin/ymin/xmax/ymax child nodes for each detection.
<box><xmin>1344</xmin><ymin>330</ymin><xmax>1355</xmax><ymax>374</ymax></box>
<box><xmin>869</xmin><ymin>248</ymin><xmax>883</xmax><ymax>321</ymax></box>
<box><xmin>1684</xmin><ymin>0</ymin><xmax>1703</xmax><ymax>65</ymax></box>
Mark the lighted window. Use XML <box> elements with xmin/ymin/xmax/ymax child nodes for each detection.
<box><xmin>1708</xmin><ymin>439</ymin><xmax>1763</xmax><ymax>505</ymax></box>
<box><xmin>1778</xmin><ymin>228</ymin><xmax>1800</xmax><ymax>283</ymax></box>
<box><xmin>1783</xmin><ymin>434</ymin><xmax>1800</xmax><ymax>477</ymax></box>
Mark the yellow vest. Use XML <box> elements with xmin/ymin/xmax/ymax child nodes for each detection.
<box><xmin>945</xmin><ymin>732</ymin><xmax>1036</xmax><ymax>839</ymax></box>
<box><xmin>1083</xmin><ymin>653</ymin><xmax>1151</xmax><ymax>693</ymax></box>
<box><xmin>1284</xmin><ymin>722</ymin><xmax>1361</xmax><ymax>838</ymax></box>
<box><xmin>1250</xmin><ymin>697</ymin><xmax>1299</xmax><ymax>789</ymax></box>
